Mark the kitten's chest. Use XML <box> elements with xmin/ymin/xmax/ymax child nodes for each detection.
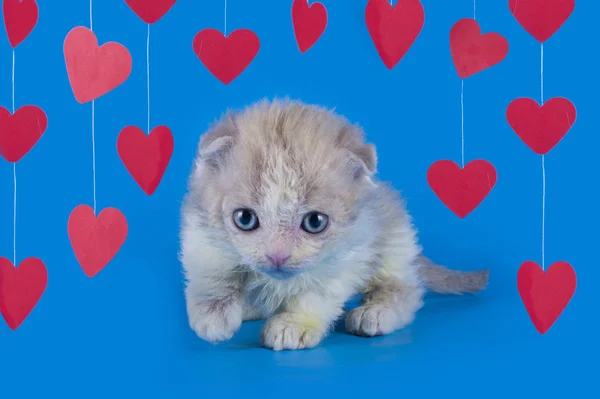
<box><xmin>242</xmin><ymin>257</ymin><xmax>377</xmax><ymax>315</ymax></box>
<box><xmin>243</xmin><ymin>274</ymin><xmax>311</xmax><ymax>315</ymax></box>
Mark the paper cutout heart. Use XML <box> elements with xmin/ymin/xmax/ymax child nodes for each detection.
<box><xmin>64</xmin><ymin>26</ymin><xmax>133</xmax><ymax>104</ymax></box>
<box><xmin>2</xmin><ymin>0</ymin><xmax>38</xmax><ymax>48</ymax></box>
<box><xmin>450</xmin><ymin>18</ymin><xmax>508</xmax><ymax>79</ymax></box>
<box><xmin>365</xmin><ymin>0</ymin><xmax>424</xmax><ymax>69</ymax></box>
<box><xmin>125</xmin><ymin>0</ymin><xmax>176</xmax><ymax>24</ymax></box>
<box><xmin>509</xmin><ymin>0</ymin><xmax>575</xmax><ymax>43</ymax></box>
<box><xmin>117</xmin><ymin>125</ymin><xmax>174</xmax><ymax>195</ymax></box>
<box><xmin>0</xmin><ymin>257</ymin><xmax>47</xmax><ymax>330</ymax></box>
<box><xmin>427</xmin><ymin>160</ymin><xmax>497</xmax><ymax>218</ymax></box>
<box><xmin>518</xmin><ymin>261</ymin><xmax>576</xmax><ymax>334</ymax></box>
<box><xmin>193</xmin><ymin>28</ymin><xmax>260</xmax><ymax>85</ymax></box>
<box><xmin>506</xmin><ymin>97</ymin><xmax>576</xmax><ymax>155</ymax></box>
<box><xmin>292</xmin><ymin>0</ymin><xmax>327</xmax><ymax>53</ymax></box>
<box><xmin>0</xmin><ymin>105</ymin><xmax>48</xmax><ymax>163</ymax></box>
<box><xmin>68</xmin><ymin>205</ymin><xmax>128</xmax><ymax>278</ymax></box>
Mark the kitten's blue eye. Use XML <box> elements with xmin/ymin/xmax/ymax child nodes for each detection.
<box><xmin>232</xmin><ymin>209</ymin><xmax>259</xmax><ymax>231</ymax></box>
<box><xmin>301</xmin><ymin>212</ymin><xmax>329</xmax><ymax>234</ymax></box>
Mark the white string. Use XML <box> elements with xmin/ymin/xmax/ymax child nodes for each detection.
<box><xmin>90</xmin><ymin>0</ymin><xmax>96</xmax><ymax>214</ymax></box>
<box><xmin>460</xmin><ymin>80</ymin><xmax>464</xmax><ymax>167</ymax></box>
<box><xmin>92</xmin><ymin>101</ymin><xmax>96</xmax><ymax>214</ymax></box>
<box><xmin>540</xmin><ymin>43</ymin><xmax>545</xmax><ymax>271</ymax></box>
<box><xmin>541</xmin><ymin>155</ymin><xmax>546</xmax><ymax>270</ymax></box>
<box><xmin>13</xmin><ymin>164</ymin><xmax>16</xmax><ymax>265</ymax></box>
<box><xmin>473</xmin><ymin>1</ymin><xmax>476</xmax><ymax>20</ymax></box>
<box><xmin>540</xmin><ymin>44</ymin><xmax>544</xmax><ymax>104</ymax></box>
<box><xmin>224</xmin><ymin>0</ymin><xmax>227</xmax><ymax>36</ymax></box>
<box><xmin>147</xmin><ymin>24</ymin><xmax>150</xmax><ymax>134</ymax></box>
<box><xmin>12</xmin><ymin>50</ymin><xmax>16</xmax><ymax>265</ymax></box>
<box><xmin>461</xmin><ymin>0</ymin><xmax>474</xmax><ymax>169</ymax></box>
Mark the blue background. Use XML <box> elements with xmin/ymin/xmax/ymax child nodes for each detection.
<box><xmin>1</xmin><ymin>0</ymin><xmax>596</xmax><ymax>397</ymax></box>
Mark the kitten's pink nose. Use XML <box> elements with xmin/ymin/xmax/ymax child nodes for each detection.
<box><xmin>265</xmin><ymin>252</ymin><xmax>291</xmax><ymax>267</ymax></box>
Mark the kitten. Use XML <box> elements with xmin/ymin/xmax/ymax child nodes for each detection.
<box><xmin>180</xmin><ymin>98</ymin><xmax>489</xmax><ymax>351</ymax></box>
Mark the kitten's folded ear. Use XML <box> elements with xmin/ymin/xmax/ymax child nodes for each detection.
<box><xmin>196</xmin><ymin>114</ymin><xmax>237</xmax><ymax>172</ymax></box>
<box><xmin>336</xmin><ymin>124</ymin><xmax>378</xmax><ymax>179</ymax></box>
<box><xmin>348</xmin><ymin>142</ymin><xmax>377</xmax><ymax>178</ymax></box>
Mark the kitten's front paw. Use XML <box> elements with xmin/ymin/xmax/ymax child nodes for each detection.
<box><xmin>260</xmin><ymin>313</ymin><xmax>326</xmax><ymax>351</ymax></box>
<box><xmin>187</xmin><ymin>299</ymin><xmax>242</xmax><ymax>343</ymax></box>
<box><xmin>345</xmin><ymin>304</ymin><xmax>412</xmax><ymax>337</ymax></box>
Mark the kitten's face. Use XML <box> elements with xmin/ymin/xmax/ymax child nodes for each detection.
<box><xmin>192</xmin><ymin>100</ymin><xmax>377</xmax><ymax>280</ymax></box>
<box><xmin>220</xmin><ymin>168</ymin><xmax>364</xmax><ymax>280</ymax></box>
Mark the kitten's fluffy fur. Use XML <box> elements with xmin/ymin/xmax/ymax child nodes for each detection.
<box><xmin>180</xmin><ymin>99</ymin><xmax>489</xmax><ymax>350</ymax></box>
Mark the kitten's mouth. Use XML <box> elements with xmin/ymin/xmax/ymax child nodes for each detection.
<box><xmin>256</xmin><ymin>265</ymin><xmax>302</xmax><ymax>280</ymax></box>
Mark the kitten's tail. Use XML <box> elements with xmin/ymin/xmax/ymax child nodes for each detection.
<box><xmin>416</xmin><ymin>255</ymin><xmax>489</xmax><ymax>294</ymax></box>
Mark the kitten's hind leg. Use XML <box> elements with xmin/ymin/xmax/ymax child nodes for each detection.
<box><xmin>345</xmin><ymin>274</ymin><xmax>424</xmax><ymax>337</ymax></box>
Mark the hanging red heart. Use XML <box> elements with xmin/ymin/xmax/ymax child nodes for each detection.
<box><xmin>64</xmin><ymin>26</ymin><xmax>132</xmax><ymax>104</ymax></box>
<box><xmin>193</xmin><ymin>28</ymin><xmax>260</xmax><ymax>85</ymax></box>
<box><xmin>0</xmin><ymin>257</ymin><xmax>47</xmax><ymax>330</ymax></box>
<box><xmin>68</xmin><ymin>205</ymin><xmax>128</xmax><ymax>278</ymax></box>
<box><xmin>0</xmin><ymin>105</ymin><xmax>48</xmax><ymax>163</ymax></box>
<box><xmin>292</xmin><ymin>0</ymin><xmax>327</xmax><ymax>53</ymax></box>
<box><xmin>2</xmin><ymin>0</ymin><xmax>38</xmax><ymax>48</ymax></box>
<box><xmin>365</xmin><ymin>0</ymin><xmax>424</xmax><ymax>69</ymax></box>
<box><xmin>506</xmin><ymin>97</ymin><xmax>576</xmax><ymax>155</ymax></box>
<box><xmin>125</xmin><ymin>0</ymin><xmax>176</xmax><ymax>24</ymax></box>
<box><xmin>509</xmin><ymin>0</ymin><xmax>575</xmax><ymax>43</ymax></box>
<box><xmin>427</xmin><ymin>160</ymin><xmax>497</xmax><ymax>218</ymax></box>
<box><xmin>117</xmin><ymin>125</ymin><xmax>174</xmax><ymax>195</ymax></box>
<box><xmin>450</xmin><ymin>18</ymin><xmax>508</xmax><ymax>79</ymax></box>
<box><xmin>518</xmin><ymin>261</ymin><xmax>576</xmax><ymax>334</ymax></box>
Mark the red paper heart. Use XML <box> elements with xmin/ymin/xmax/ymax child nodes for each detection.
<box><xmin>117</xmin><ymin>125</ymin><xmax>174</xmax><ymax>195</ymax></box>
<box><xmin>506</xmin><ymin>97</ymin><xmax>576</xmax><ymax>155</ymax></box>
<box><xmin>193</xmin><ymin>28</ymin><xmax>260</xmax><ymax>85</ymax></box>
<box><xmin>509</xmin><ymin>0</ymin><xmax>575</xmax><ymax>43</ymax></box>
<box><xmin>518</xmin><ymin>261</ymin><xmax>576</xmax><ymax>334</ymax></box>
<box><xmin>427</xmin><ymin>160</ymin><xmax>497</xmax><ymax>218</ymax></box>
<box><xmin>0</xmin><ymin>257</ymin><xmax>47</xmax><ymax>330</ymax></box>
<box><xmin>64</xmin><ymin>26</ymin><xmax>132</xmax><ymax>104</ymax></box>
<box><xmin>365</xmin><ymin>0</ymin><xmax>424</xmax><ymax>69</ymax></box>
<box><xmin>68</xmin><ymin>205</ymin><xmax>128</xmax><ymax>278</ymax></box>
<box><xmin>0</xmin><ymin>105</ymin><xmax>48</xmax><ymax>163</ymax></box>
<box><xmin>125</xmin><ymin>0</ymin><xmax>176</xmax><ymax>24</ymax></box>
<box><xmin>450</xmin><ymin>18</ymin><xmax>508</xmax><ymax>79</ymax></box>
<box><xmin>2</xmin><ymin>0</ymin><xmax>38</xmax><ymax>48</ymax></box>
<box><xmin>292</xmin><ymin>0</ymin><xmax>327</xmax><ymax>53</ymax></box>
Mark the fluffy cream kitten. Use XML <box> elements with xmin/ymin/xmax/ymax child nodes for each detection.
<box><xmin>180</xmin><ymin>98</ymin><xmax>489</xmax><ymax>351</ymax></box>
